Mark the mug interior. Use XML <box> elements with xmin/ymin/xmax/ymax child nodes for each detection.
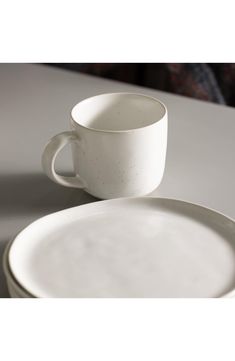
<box><xmin>71</xmin><ymin>93</ymin><xmax>166</xmax><ymax>132</ymax></box>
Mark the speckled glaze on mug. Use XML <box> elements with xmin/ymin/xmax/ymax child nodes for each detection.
<box><xmin>42</xmin><ymin>93</ymin><xmax>168</xmax><ymax>199</ymax></box>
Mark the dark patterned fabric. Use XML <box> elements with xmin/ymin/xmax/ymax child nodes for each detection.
<box><xmin>51</xmin><ymin>63</ymin><xmax>235</xmax><ymax>107</ymax></box>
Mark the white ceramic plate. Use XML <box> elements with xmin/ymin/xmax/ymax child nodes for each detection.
<box><xmin>8</xmin><ymin>197</ymin><xmax>235</xmax><ymax>298</ymax></box>
<box><xmin>3</xmin><ymin>241</ymin><xmax>33</xmax><ymax>298</ymax></box>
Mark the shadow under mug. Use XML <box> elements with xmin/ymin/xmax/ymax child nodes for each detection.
<box><xmin>42</xmin><ymin>92</ymin><xmax>168</xmax><ymax>199</ymax></box>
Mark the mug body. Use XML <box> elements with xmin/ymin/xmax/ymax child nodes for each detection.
<box><xmin>70</xmin><ymin>93</ymin><xmax>167</xmax><ymax>199</ymax></box>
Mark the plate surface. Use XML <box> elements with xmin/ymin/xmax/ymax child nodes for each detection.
<box><xmin>8</xmin><ymin>197</ymin><xmax>235</xmax><ymax>298</ymax></box>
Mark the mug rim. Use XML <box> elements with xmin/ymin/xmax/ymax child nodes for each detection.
<box><xmin>70</xmin><ymin>92</ymin><xmax>167</xmax><ymax>134</ymax></box>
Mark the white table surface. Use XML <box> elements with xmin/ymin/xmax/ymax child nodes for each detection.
<box><xmin>1</xmin><ymin>63</ymin><xmax>235</xmax><ymax>297</ymax></box>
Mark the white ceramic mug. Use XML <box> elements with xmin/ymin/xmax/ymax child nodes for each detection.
<box><xmin>42</xmin><ymin>93</ymin><xmax>168</xmax><ymax>199</ymax></box>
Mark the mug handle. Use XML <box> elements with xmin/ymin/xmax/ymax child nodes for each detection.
<box><xmin>42</xmin><ymin>131</ymin><xmax>87</xmax><ymax>189</ymax></box>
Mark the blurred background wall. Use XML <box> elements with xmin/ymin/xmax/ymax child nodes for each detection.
<box><xmin>48</xmin><ymin>63</ymin><xmax>235</xmax><ymax>107</ymax></box>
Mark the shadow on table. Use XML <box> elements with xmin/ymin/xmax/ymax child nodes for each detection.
<box><xmin>0</xmin><ymin>241</ymin><xmax>10</xmax><ymax>297</ymax></box>
<box><xmin>0</xmin><ymin>172</ymin><xmax>97</xmax><ymax>216</ymax></box>
<box><xmin>0</xmin><ymin>172</ymin><xmax>98</xmax><ymax>298</ymax></box>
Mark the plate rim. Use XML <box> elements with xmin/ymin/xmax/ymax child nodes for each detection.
<box><xmin>3</xmin><ymin>237</ymin><xmax>34</xmax><ymax>298</ymax></box>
